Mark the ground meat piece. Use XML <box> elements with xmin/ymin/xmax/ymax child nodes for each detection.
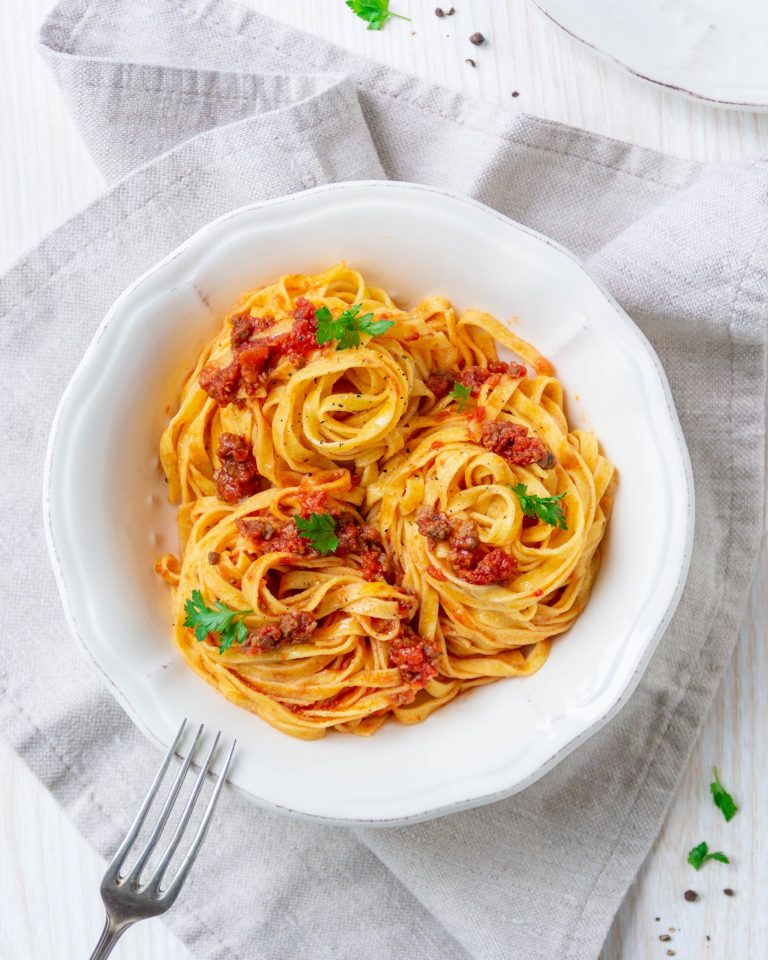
<box><xmin>200</xmin><ymin>313</ymin><xmax>279</xmax><ymax>404</ymax></box>
<box><xmin>425</xmin><ymin>371</ymin><xmax>454</xmax><ymax>400</ymax></box>
<box><xmin>361</xmin><ymin>549</ymin><xmax>397</xmax><ymax>584</ymax></box>
<box><xmin>459</xmin><ymin>548</ymin><xmax>517</xmax><ymax>585</ymax></box>
<box><xmin>239</xmin><ymin>505</ymin><xmax>393</xmax><ymax>575</ymax></box>
<box><xmin>199</xmin><ymin>358</ymin><xmax>241</xmax><ymax>406</ymax></box>
<box><xmin>236</xmin><ymin>516</ymin><xmax>275</xmax><ymax>543</ymax></box>
<box><xmin>448</xmin><ymin>519</ymin><xmax>483</xmax><ymax>569</ymax></box>
<box><xmin>230</xmin><ymin>313</ymin><xmax>256</xmax><ymax>348</ymax></box>
<box><xmin>200</xmin><ymin>304</ymin><xmax>314</xmax><ymax>407</ymax></box>
<box><xmin>415</xmin><ymin>507</ymin><xmax>452</xmax><ymax>541</ymax></box>
<box><xmin>460</xmin><ymin>363</ymin><xmax>510</xmax><ymax>394</ymax></box>
<box><xmin>335</xmin><ymin>518</ymin><xmax>362</xmax><ymax>556</ymax></box>
<box><xmin>459</xmin><ymin>365</ymin><xmax>494</xmax><ymax>394</ymax></box>
<box><xmin>270</xmin><ymin>519</ymin><xmax>318</xmax><ymax>557</ymax></box>
<box><xmin>481</xmin><ymin>420</ymin><xmax>525</xmax><ymax>449</ymax></box>
<box><xmin>217</xmin><ymin>433</ymin><xmax>253</xmax><ymax>464</ymax></box>
<box><xmin>214</xmin><ymin>433</ymin><xmax>262</xmax><ymax>503</ymax></box>
<box><xmin>360</xmin><ymin>524</ymin><xmax>382</xmax><ymax>547</ymax></box>
<box><xmin>277</xmin><ymin>611</ymin><xmax>317</xmax><ymax>644</ymax></box>
<box><xmin>237</xmin><ymin>517</ymin><xmax>316</xmax><ymax>557</ymax></box>
<box><xmin>415</xmin><ymin>512</ymin><xmax>518</xmax><ymax>584</ymax></box>
<box><xmin>480</xmin><ymin>420</ymin><xmax>554</xmax><ymax>468</ymax></box>
<box><xmin>207</xmin><ymin>551</ymin><xmax>221</xmax><ymax>565</ymax></box>
<box><xmin>230</xmin><ymin>312</ymin><xmax>275</xmax><ymax>348</ymax></box>
<box><xmin>246</xmin><ymin>624</ymin><xmax>282</xmax><ymax>652</ymax></box>
<box><xmin>389</xmin><ymin>632</ymin><xmax>440</xmax><ymax>686</ymax></box>
<box><xmin>459</xmin><ymin>361</ymin><xmax>526</xmax><ymax>396</ymax></box>
<box><xmin>233</xmin><ymin>301</ymin><xmax>317</xmax><ymax>386</ymax></box>
<box><xmin>332</xmin><ymin>515</ymin><xmax>382</xmax><ymax>556</ymax></box>
<box><xmin>490</xmin><ymin>360</ymin><xmax>526</xmax><ymax>377</ymax></box>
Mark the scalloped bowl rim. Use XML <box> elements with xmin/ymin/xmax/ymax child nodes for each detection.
<box><xmin>43</xmin><ymin>181</ymin><xmax>694</xmax><ymax>825</ymax></box>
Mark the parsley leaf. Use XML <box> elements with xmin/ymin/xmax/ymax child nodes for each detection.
<box><xmin>183</xmin><ymin>589</ymin><xmax>253</xmax><ymax>655</ymax></box>
<box><xmin>294</xmin><ymin>512</ymin><xmax>339</xmax><ymax>555</ymax></box>
<box><xmin>512</xmin><ymin>482</ymin><xmax>567</xmax><ymax>530</ymax></box>
<box><xmin>360</xmin><ymin>317</ymin><xmax>397</xmax><ymax>337</ymax></box>
<box><xmin>687</xmin><ymin>841</ymin><xmax>730</xmax><ymax>871</ymax></box>
<box><xmin>315</xmin><ymin>303</ymin><xmax>394</xmax><ymax>350</ymax></box>
<box><xmin>710</xmin><ymin>768</ymin><xmax>738</xmax><ymax>822</ymax></box>
<box><xmin>345</xmin><ymin>0</ymin><xmax>410</xmax><ymax>30</ymax></box>
<box><xmin>315</xmin><ymin>305</ymin><xmax>350</xmax><ymax>345</ymax></box>
<box><xmin>449</xmin><ymin>382</ymin><xmax>472</xmax><ymax>412</ymax></box>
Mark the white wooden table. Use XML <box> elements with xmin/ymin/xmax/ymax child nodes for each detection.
<box><xmin>2</xmin><ymin>2</ymin><xmax>767</xmax><ymax>957</ymax></box>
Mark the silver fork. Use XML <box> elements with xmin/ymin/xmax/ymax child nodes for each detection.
<box><xmin>89</xmin><ymin>720</ymin><xmax>235</xmax><ymax>959</ymax></box>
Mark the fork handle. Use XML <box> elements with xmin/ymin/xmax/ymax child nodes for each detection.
<box><xmin>89</xmin><ymin>915</ymin><xmax>132</xmax><ymax>959</ymax></box>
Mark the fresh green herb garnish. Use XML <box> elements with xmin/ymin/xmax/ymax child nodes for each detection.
<box><xmin>183</xmin><ymin>589</ymin><xmax>252</xmax><ymax>654</ymax></box>
<box><xmin>512</xmin><ymin>483</ymin><xmax>567</xmax><ymax>530</ymax></box>
<box><xmin>710</xmin><ymin>768</ymin><xmax>738</xmax><ymax>822</ymax></box>
<box><xmin>294</xmin><ymin>512</ymin><xmax>339</xmax><ymax>555</ymax></box>
<box><xmin>315</xmin><ymin>303</ymin><xmax>394</xmax><ymax>350</ymax></box>
<box><xmin>687</xmin><ymin>841</ymin><xmax>730</xmax><ymax>871</ymax></box>
<box><xmin>345</xmin><ymin>0</ymin><xmax>410</xmax><ymax>30</ymax></box>
<box><xmin>449</xmin><ymin>382</ymin><xmax>472</xmax><ymax>412</ymax></box>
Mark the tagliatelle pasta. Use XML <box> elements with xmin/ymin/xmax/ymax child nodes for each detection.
<box><xmin>157</xmin><ymin>263</ymin><xmax>616</xmax><ymax>739</ymax></box>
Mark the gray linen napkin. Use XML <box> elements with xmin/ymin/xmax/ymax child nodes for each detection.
<box><xmin>1</xmin><ymin>1</ymin><xmax>766</xmax><ymax>958</ymax></box>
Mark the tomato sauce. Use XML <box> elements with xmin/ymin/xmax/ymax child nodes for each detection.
<box><xmin>199</xmin><ymin>299</ymin><xmax>319</xmax><ymax>407</ymax></box>
<box><xmin>480</xmin><ymin>420</ymin><xmax>554</xmax><ymax>468</ymax></box>
<box><xmin>214</xmin><ymin>433</ymin><xmax>262</xmax><ymax>503</ymax></box>
<box><xmin>389</xmin><ymin>631</ymin><xmax>439</xmax><ymax>686</ymax></box>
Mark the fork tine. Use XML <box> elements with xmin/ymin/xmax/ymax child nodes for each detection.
<box><xmin>127</xmin><ymin>723</ymin><xmax>205</xmax><ymax>882</ymax></box>
<box><xmin>105</xmin><ymin>719</ymin><xmax>187</xmax><ymax>877</ymax></box>
<box><xmin>160</xmin><ymin>740</ymin><xmax>235</xmax><ymax>903</ymax></box>
<box><xmin>145</xmin><ymin>731</ymin><xmax>221</xmax><ymax>892</ymax></box>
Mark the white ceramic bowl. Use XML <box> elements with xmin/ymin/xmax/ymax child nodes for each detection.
<box><xmin>44</xmin><ymin>181</ymin><xmax>694</xmax><ymax>825</ymax></box>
